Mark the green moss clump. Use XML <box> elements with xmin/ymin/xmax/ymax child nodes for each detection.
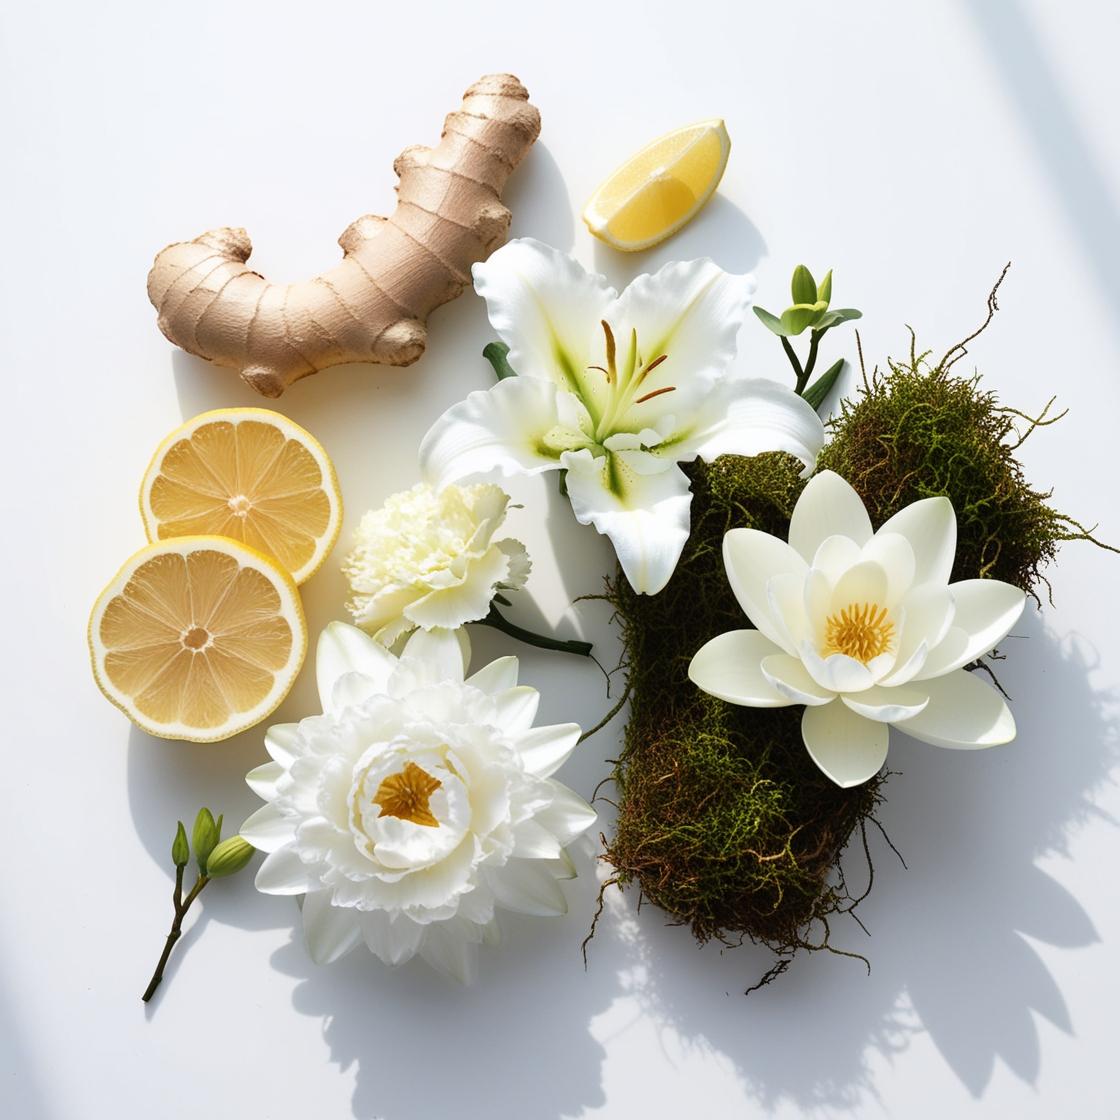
<box><xmin>603</xmin><ymin>319</ymin><xmax>1110</xmax><ymax>964</ymax></box>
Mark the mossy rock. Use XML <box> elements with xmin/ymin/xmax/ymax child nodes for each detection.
<box><xmin>604</xmin><ymin>348</ymin><xmax>1100</xmax><ymax>960</ymax></box>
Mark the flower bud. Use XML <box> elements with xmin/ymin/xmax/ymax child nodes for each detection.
<box><xmin>192</xmin><ymin>808</ymin><xmax>220</xmax><ymax>874</ymax></box>
<box><xmin>204</xmin><ymin>836</ymin><xmax>255</xmax><ymax>879</ymax></box>
<box><xmin>171</xmin><ymin>821</ymin><xmax>189</xmax><ymax>868</ymax></box>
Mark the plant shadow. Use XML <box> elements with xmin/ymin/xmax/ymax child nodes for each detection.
<box><xmin>591</xmin><ymin>608</ymin><xmax>1115</xmax><ymax>1108</ymax></box>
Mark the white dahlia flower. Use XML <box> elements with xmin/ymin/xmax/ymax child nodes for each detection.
<box><xmin>242</xmin><ymin>622</ymin><xmax>595</xmax><ymax>983</ymax></box>
<box><xmin>689</xmin><ymin>470</ymin><xmax>1027</xmax><ymax>787</ymax></box>
<box><xmin>342</xmin><ymin>481</ymin><xmax>530</xmax><ymax>645</ymax></box>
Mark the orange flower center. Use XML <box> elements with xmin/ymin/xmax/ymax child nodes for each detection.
<box><xmin>824</xmin><ymin>602</ymin><xmax>894</xmax><ymax>664</ymax></box>
<box><xmin>374</xmin><ymin>762</ymin><xmax>442</xmax><ymax>828</ymax></box>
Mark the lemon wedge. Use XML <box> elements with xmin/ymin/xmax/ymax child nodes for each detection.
<box><xmin>89</xmin><ymin>536</ymin><xmax>307</xmax><ymax>742</ymax></box>
<box><xmin>139</xmin><ymin>408</ymin><xmax>342</xmax><ymax>585</ymax></box>
<box><xmin>583</xmin><ymin>119</ymin><xmax>731</xmax><ymax>251</ymax></box>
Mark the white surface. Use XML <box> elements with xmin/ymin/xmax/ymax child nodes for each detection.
<box><xmin>2</xmin><ymin>1</ymin><xmax>1119</xmax><ymax>1117</ymax></box>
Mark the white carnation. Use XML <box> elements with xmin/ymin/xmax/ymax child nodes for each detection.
<box><xmin>242</xmin><ymin>623</ymin><xmax>596</xmax><ymax>983</ymax></box>
<box><xmin>343</xmin><ymin>482</ymin><xmax>530</xmax><ymax>645</ymax></box>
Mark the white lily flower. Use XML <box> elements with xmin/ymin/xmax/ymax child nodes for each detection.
<box><xmin>419</xmin><ymin>238</ymin><xmax>825</xmax><ymax>595</ymax></box>
<box><xmin>688</xmin><ymin>470</ymin><xmax>1027</xmax><ymax>787</ymax></box>
<box><xmin>243</xmin><ymin>622</ymin><xmax>595</xmax><ymax>983</ymax></box>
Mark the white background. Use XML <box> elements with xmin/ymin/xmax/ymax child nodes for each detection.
<box><xmin>2</xmin><ymin>1</ymin><xmax>1118</xmax><ymax>1117</ymax></box>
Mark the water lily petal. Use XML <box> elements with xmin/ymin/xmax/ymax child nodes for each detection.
<box><xmin>767</xmin><ymin>572</ymin><xmax>812</xmax><ymax>651</ymax></box>
<box><xmin>800</xmin><ymin>641</ymin><xmax>877</xmax><ymax>693</ymax></box>
<box><xmin>240</xmin><ymin>802</ymin><xmax>296</xmax><ymax>851</ymax></box>
<box><xmin>841</xmin><ymin>683</ymin><xmax>931</xmax><ymax>723</ymax></box>
<box><xmin>492</xmin><ymin>685</ymin><xmax>541</xmax><ymax>733</ymax></box>
<box><xmin>246</xmin><ymin>760</ymin><xmax>285</xmax><ymax>800</ymax></box>
<box><xmin>829</xmin><ymin>560</ymin><xmax>889</xmax><ymax>613</ymax></box>
<box><xmin>361</xmin><ymin>911</ymin><xmax>423</xmax><ymax>966</ymax></box>
<box><xmin>563</xmin><ymin>447</ymin><xmax>692</xmax><ymax>595</ymax></box>
<box><xmin>913</xmin><ymin>579</ymin><xmax>1027</xmax><ymax>680</ymax></box>
<box><xmin>811</xmin><ymin>535</ymin><xmax>863</xmax><ymax>585</ymax></box>
<box><xmin>396</xmin><ymin>627</ymin><xmax>469</xmax><ymax>687</ymax></box>
<box><xmin>418</xmin><ymin>919</ymin><xmax>480</xmax><ymax>984</ymax></box>
<box><xmin>722</xmin><ymin>529</ymin><xmax>809</xmax><ymax>651</ymax></box>
<box><xmin>689</xmin><ymin>629</ymin><xmax>791</xmax><ymax>706</ymax></box>
<box><xmin>511</xmin><ymin>819</ymin><xmax>563</xmax><ymax>859</ymax></box>
<box><xmin>316</xmin><ymin>622</ymin><xmax>398</xmax><ymax>713</ymax></box>
<box><xmin>535</xmin><ymin>782</ymin><xmax>597</xmax><ymax>845</ymax></box>
<box><xmin>255</xmin><ymin>845</ymin><xmax>319</xmax><ymax>895</ymax></box>
<box><xmin>760</xmin><ymin>653</ymin><xmax>834</xmax><ymax>705</ymax></box>
<box><xmin>419</xmin><ymin>376</ymin><xmax>568</xmax><ymax>490</ymax></box>
<box><xmin>606</xmin><ymin>258</ymin><xmax>754</xmax><ymax>398</ymax></box>
<box><xmin>789</xmin><ymin>470</ymin><xmax>872</xmax><ymax>562</ymax></box>
<box><xmin>894</xmin><ymin>669</ymin><xmax>1016</xmax><ymax>748</ymax></box>
<box><xmin>878</xmin><ymin>496</ymin><xmax>956</xmax><ymax>587</ymax></box>
<box><xmin>487</xmin><ymin>859</ymin><xmax>568</xmax><ymax>916</ymax></box>
<box><xmin>666</xmin><ymin>377</ymin><xmax>824</xmax><ymax>473</ymax></box>
<box><xmin>264</xmin><ymin>722</ymin><xmax>302</xmax><ymax>765</ymax></box>
<box><xmin>860</xmin><ymin>532</ymin><xmax>917</xmax><ymax>605</ymax></box>
<box><xmin>512</xmin><ymin>722</ymin><xmax>582</xmax><ymax>778</ymax></box>
<box><xmin>302</xmin><ymin>890</ymin><xmax>362</xmax><ymax>964</ymax></box>
<box><xmin>472</xmin><ymin>237</ymin><xmax>616</xmax><ymax>401</ymax></box>
<box><xmin>879</xmin><ymin>585</ymin><xmax>955</xmax><ymax>686</ymax></box>
<box><xmin>801</xmin><ymin>700</ymin><xmax>889</xmax><ymax>788</ymax></box>
<box><xmin>465</xmin><ymin>656</ymin><xmax>519</xmax><ymax>695</ymax></box>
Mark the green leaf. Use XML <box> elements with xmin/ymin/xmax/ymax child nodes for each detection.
<box><xmin>813</xmin><ymin>307</ymin><xmax>862</xmax><ymax>332</ymax></box>
<box><xmin>791</xmin><ymin>265</ymin><xmax>817</xmax><ymax>305</ymax></box>
<box><xmin>802</xmin><ymin>358</ymin><xmax>845</xmax><ymax>412</ymax></box>
<box><xmin>171</xmin><ymin>821</ymin><xmax>189</xmax><ymax>868</ymax></box>
<box><xmin>205</xmin><ymin>836</ymin><xmax>255</xmax><ymax>879</ymax></box>
<box><xmin>780</xmin><ymin>301</ymin><xmax>829</xmax><ymax>336</ymax></box>
<box><xmin>752</xmin><ymin>305</ymin><xmax>787</xmax><ymax>336</ymax></box>
<box><xmin>816</xmin><ymin>269</ymin><xmax>833</xmax><ymax>305</ymax></box>
<box><xmin>192</xmin><ymin>808</ymin><xmax>220</xmax><ymax>876</ymax></box>
<box><xmin>483</xmin><ymin>341</ymin><xmax>517</xmax><ymax>381</ymax></box>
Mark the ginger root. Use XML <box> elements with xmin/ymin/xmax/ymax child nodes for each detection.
<box><xmin>147</xmin><ymin>74</ymin><xmax>540</xmax><ymax>397</ymax></box>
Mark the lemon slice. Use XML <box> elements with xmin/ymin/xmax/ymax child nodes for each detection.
<box><xmin>140</xmin><ymin>408</ymin><xmax>342</xmax><ymax>585</ymax></box>
<box><xmin>89</xmin><ymin>536</ymin><xmax>307</xmax><ymax>742</ymax></box>
<box><xmin>583</xmin><ymin>119</ymin><xmax>731</xmax><ymax>252</ymax></box>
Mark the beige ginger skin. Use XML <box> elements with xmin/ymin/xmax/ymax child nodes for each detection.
<box><xmin>147</xmin><ymin>74</ymin><xmax>540</xmax><ymax>397</ymax></box>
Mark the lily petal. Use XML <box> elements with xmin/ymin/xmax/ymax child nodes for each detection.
<box><xmin>563</xmin><ymin>447</ymin><xmax>692</xmax><ymax>595</ymax></box>
<box><xmin>419</xmin><ymin>376</ymin><xmax>568</xmax><ymax>490</ymax></box>
<box><xmin>801</xmin><ymin>700</ymin><xmax>890</xmax><ymax>787</ymax></box>
<box><xmin>688</xmin><ymin>629</ymin><xmax>792</xmax><ymax>706</ymax></box>
<box><xmin>665</xmin><ymin>377</ymin><xmax>823</xmax><ymax>473</ymax></box>
<box><xmin>913</xmin><ymin>579</ymin><xmax>1027</xmax><ymax>680</ymax></box>
<box><xmin>722</xmin><ymin>528</ymin><xmax>809</xmax><ymax>651</ymax></box>
<box><xmin>878</xmin><ymin>496</ymin><xmax>957</xmax><ymax>586</ymax></box>
<box><xmin>316</xmin><ymin>622</ymin><xmax>397</xmax><ymax>714</ymax></box>
<box><xmin>789</xmin><ymin>470</ymin><xmax>873</xmax><ymax>562</ymax></box>
<box><xmin>472</xmin><ymin>237</ymin><xmax>616</xmax><ymax>400</ymax></box>
<box><xmin>895</xmin><ymin>669</ymin><xmax>1016</xmax><ymax>748</ymax></box>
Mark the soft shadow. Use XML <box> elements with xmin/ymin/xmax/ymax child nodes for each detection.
<box><xmin>594</xmin><ymin>609</ymin><xmax>1116</xmax><ymax>1108</ymax></box>
<box><xmin>504</xmin><ymin>141</ymin><xmax>575</xmax><ymax>249</ymax></box>
<box><xmin>961</xmin><ymin>0</ymin><xmax>1120</xmax><ymax>343</ymax></box>
<box><xmin>591</xmin><ymin>194</ymin><xmax>767</xmax><ymax>290</ymax></box>
<box><xmin>273</xmin><ymin>837</ymin><xmax>626</xmax><ymax>1120</ymax></box>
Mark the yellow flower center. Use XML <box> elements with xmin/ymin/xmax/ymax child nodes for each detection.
<box><xmin>374</xmin><ymin>762</ymin><xmax>442</xmax><ymax>828</ymax></box>
<box><xmin>824</xmin><ymin>602</ymin><xmax>894</xmax><ymax>664</ymax></box>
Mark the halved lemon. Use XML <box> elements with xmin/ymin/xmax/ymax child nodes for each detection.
<box><xmin>583</xmin><ymin>119</ymin><xmax>731</xmax><ymax>251</ymax></box>
<box><xmin>89</xmin><ymin>536</ymin><xmax>307</xmax><ymax>742</ymax></box>
<box><xmin>140</xmin><ymin>408</ymin><xmax>342</xmax><ymax>585</ymax></box>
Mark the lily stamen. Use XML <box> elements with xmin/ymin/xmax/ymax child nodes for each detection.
<box><xmin>600</xmin><ymin>320</ymin><xmax>617</xmax><ymax>384</ymax></box>
<box><xmin>634</xmin><ymin>385</ymin><xmax>677</xmax><ymax>405</ymax></box>
<box><xmin>637</xmin><ymin>353</ymin><xmax>669</xmax><ymax>382</ymax></box>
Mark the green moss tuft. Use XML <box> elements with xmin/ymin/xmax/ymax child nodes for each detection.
<box><xmin>603</xmin><ymin>317</ymin><xmax>1111</xmax><ymax>964</ymax></box>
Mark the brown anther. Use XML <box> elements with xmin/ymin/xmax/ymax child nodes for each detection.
<box><xmin>634</xmin><ymin>385</ymin><xmax>677</xmax><ymax>405</ymax></box>
<box><xmin>601</xmin><ymin>320</ymin><xmax>617</xmax><ymax>383</ymax></box>
<box><xmin>637</xmin><ymin>353</ymin><xmax>669</xmax><ymax>383</ymax></box>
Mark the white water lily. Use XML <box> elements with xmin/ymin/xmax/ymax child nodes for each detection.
<box><xmin>688</xmin><ymin>470</ymin><xmax>1027</xmax><ymax>787</ymax></box>
<box><xmin>419</xmin><ymin>238</ymin><xmax>825</xmax><ymax>595</ymax></box>
<box><xmin>242</xmin><ymin>622</ymin><xmax>595</xmax><ymax>983</ymax></box>
<box><xmin>342</xmin><ymin>481</ymin><xmax>529</xmax><ymax>645</ymax></box>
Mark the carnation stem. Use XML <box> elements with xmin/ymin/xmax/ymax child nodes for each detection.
<box><xmin>141</xmin><ymin>872</ymin><xmax>210</xmax><ymax>1003</ymax></box>
<box><xmin>478</xmin><ymin>605</ymin><xmax>593</xmax><ymax>657</ymax></box>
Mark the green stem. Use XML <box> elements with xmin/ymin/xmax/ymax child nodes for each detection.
<box><xmin>780</xmin><ymin>337</ymin><xmax>804</xmax><ymax>387</ymax></box>
<box><xmin>141</xmin><ymin>873</ymin><xmax>210</xmax><ymax>1003</ymax></box>
<box><xmin>798</xmin><ymin>330</ymin><xmax>822</xmax><ymax>394</ymax></box>
<box><xmin>477</xmin><ymin>605</ymin><xmax>593</xmax><ymax>657</ymax></box>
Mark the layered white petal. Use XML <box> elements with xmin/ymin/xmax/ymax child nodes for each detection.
<box><xmin>859</xmin><ymin>532</ymin><xmax>917</xmax><ymax>605</ymax></box>
<box><xmin>255</xmin><ymin>846</ymin><xmax>319</xmax><ymax>895</ymax></box>
<box><xmin>789</xmin><ymin>470</ymin><xmax>873</xmax><ymax>562</ymax></box>
<box><xmin>240</xmin><ymin>803</ymin><xmax>297</xmax><ymax>851</ymax></box>
<box><xmin>841</xmin><ymin>683</ymin><xmax>931</xmax><ymax>723</ymax></box>
<box><xmin>491</xmin><ymin>685</ymin><xmax>541</xmax><ymax>733</ymax></box>
<box><xmin>403</xmin><ymin>543</ymin><xmax>510</xmax><ymax>630</ymax></box>
<box><xmin>894</xmin><ymin>669</ymin><xmax>1016</xmax><ymax>749</ymax></box>
<box><xmin>472</xmin><ymin>237</ymin><xmax>616</xmax><ymax>399</ymax></box>
<box><xmin>800</xmin><ymin>641</ymin><xmax>877</xmax><ymax>693</ymax></box>
<box><xmin>722</xmin><ymin>529</ymin><xmax>809</xmax><ymax>651</ymax></box>
<box><xmin>419</xmin><ymin>376</ymin><xmax>567</xmax><ymax>490</ymax></box>
<box><xmin>801</xmin><ymin>700</ymin><xmax>889</xmax><ymax>788</ymax></box>
<box><xmin>688</xmin><ymin>629</ymin><xmax>791</xmax><ymax>706</ymax></box>
<box><xmin>563</xmin><ymin>447</ymin><xmax>692</xmax><ymax>595</ymax></box>
<box><xmin>760</xmin><ymin>653</ymin><xmax>835</xmax><ymax>705</ymax></box>
<box><xmin>487</xmin><ymin>860</ymin><xmax>569</xmax><ymax>916</ymax></box>
<box><xmin>302</xmin><ymin>890</ymin><xmax>362</xmax><ymax>965</ymax></box>
<box><xmin>534</xmin><ymin>783</ymin><xmax>597</xmax><ymax>845</ymax></box>
<box><xmin>418</xmin><ymin>919</ymin><xmax>481</xmax><ymax>985</ymax></box>
<box><xmin>246</xmin><ymin>760</ymin><xmax>285</xmax><ymax>800</ymax></box>
<box><xmin>465</xmin><ymin>656</ymin><xmax>519</xmax><ymax>695</ymax></box>
<box><xmin>264</xmin><ymin>723</ymin><xmax>302</xmax><ymax>766</ymax></box>
<box><xmin>361</xmin><ymin>911</ymin><xmax>424</xmax><ymax>966</ymax></box>
<box><xmin>879</xmin><ymin>585</ymin><xmax>955</xmax><ymax>686</ymax></box>
<box><xmin>666</xmin><ymin>377</ymin><xmax>824</xmax><ymax>472</ymax></box>
<box><xmin>913</xmin><ymin>579</ymin><xmax>1027</xmax><ymax>680</ymax></box>
<box><xmin>316</xmin><ymin>622</ymin><xmax>397</xmax><ymax>713</ymax></box>
<box><xmin>513</xmin><ymin>722</ymin><xmax>582</xmax><ymax>778</ymax></box>
<box><xmin>396</xmin><ymin>627</ymin><xmax>469</xmax><ymax>686</ymax></box>
<box><xmin>878</xmin><ymin>497</ymin><xmax>957</xmax><ymax>586</ymax></box>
